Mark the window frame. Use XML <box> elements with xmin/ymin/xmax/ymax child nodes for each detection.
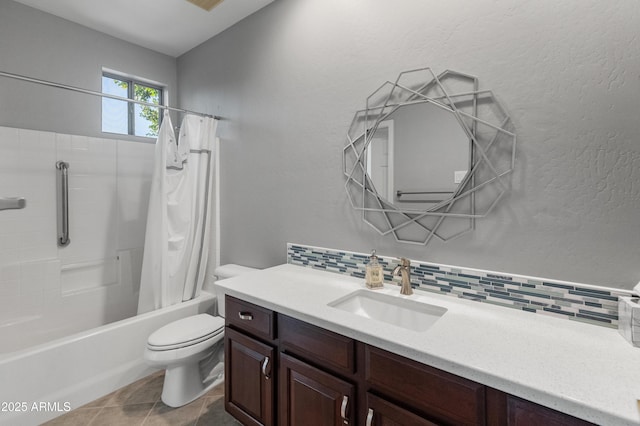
<box><xmin>101</xmin><ymin>72</ymin><xmax>165</xmax><ymax>138</ymax></box>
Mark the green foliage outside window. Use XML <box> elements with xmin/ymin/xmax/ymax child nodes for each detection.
<box><xmin>102</xmin><ymin>73</ymin><xmax>163</xmax><ymax>138</ymax></box>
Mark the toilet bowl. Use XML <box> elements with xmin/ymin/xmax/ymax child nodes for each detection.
<box><xmin>144</xmin><ymin>264</ymin><xmax>257</xmax><ymax>407</ymax></box>
<box><xmin>145</xmin><ymin>314</ymin><xmax>225</xmax><ymax>407</ymax></box>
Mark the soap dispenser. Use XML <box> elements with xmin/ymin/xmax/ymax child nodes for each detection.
<box><xmin>365</xmin><ymin>250</ymin><xmax>384</xmax><ymax>289</ymax></box>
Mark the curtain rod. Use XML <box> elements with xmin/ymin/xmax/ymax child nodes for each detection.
<box><xmin>0</xmin><ymin>70</ymin><xmax>220</xmax><ymax>120</ymax></box>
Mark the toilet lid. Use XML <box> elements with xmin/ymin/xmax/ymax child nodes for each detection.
<box><xmin>147</xmin><ymin>314</ymin><xmax>224</xmax><ymax>350</ymax></box>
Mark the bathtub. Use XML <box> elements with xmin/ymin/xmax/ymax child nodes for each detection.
<box><xmin>0</xmin><ymin>292</ymin><xmax>217</xmax><ymax>426</ymax></box>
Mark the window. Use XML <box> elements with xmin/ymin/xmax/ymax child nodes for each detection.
<box><xmin>102</xmin><ymin>73</ymin><xmax>164</xmax><ymax>138</ymax></box>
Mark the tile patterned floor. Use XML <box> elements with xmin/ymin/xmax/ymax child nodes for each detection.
<box><xmin>42</xmin><ymin>371</ymin><xmax>240</xmax><ymax>426</ymax></box>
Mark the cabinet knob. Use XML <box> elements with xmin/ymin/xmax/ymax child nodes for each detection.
<box><xmin>365</xmin><ymin>408</ymin><xmax>374</xmax><ymax>426</ymax></box>
<box><xmin>238</xmin><ymin>311</ymin><xmax>254</xmax><ymax>320</ymax></box>
<box><xmin>340</xmin><ymin>395</ymin><xmax>349</xmax><ymax>425</ymax></box>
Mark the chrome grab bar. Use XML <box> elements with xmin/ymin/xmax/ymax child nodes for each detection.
<box><xmin>397</xmin><ymin>190</ymin><xmax>454</xmax><ymax>196</ymax></box>
<box><xmin>0</xmin><ymin>197</ymin><xmax>26</xmax><ymax>211</ymax></box>
<box><xmin>396</xmin><ymin>190</ymin><xmax>453</xmax><ymax>203</ymax></box>
<box><xmin>56</xmin><ymin>161</ymin><xmax>70</xmax><ymax>247</ymax></box>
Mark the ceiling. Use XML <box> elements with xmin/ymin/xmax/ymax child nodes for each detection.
<box><xmin>13</xmin><ymin>0</ymin><xmax>275</xmax><ymax>57</ymax></box>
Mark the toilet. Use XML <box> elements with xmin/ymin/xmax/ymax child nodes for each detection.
<box><xmin>144</xmin><ymin>264</ymin><xmax>257</xmax><ymax>407</ymax></box>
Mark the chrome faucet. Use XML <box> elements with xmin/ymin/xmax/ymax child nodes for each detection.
<box><xmin>392</xmin><ymin>258</ymin><xmax>413</xmax><ymax>295</ymax></box>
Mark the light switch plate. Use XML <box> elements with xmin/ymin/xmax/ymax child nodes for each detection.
<box><xmin>454</xmin><ymin>170</ymin><xmax>467</xmax><ymax>184</ymax></box>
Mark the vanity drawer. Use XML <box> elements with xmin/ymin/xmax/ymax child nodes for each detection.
<box><xmin>365</xmin><ymin>345</ymin><xmax>485</xmax><ymax>426</ymax></box>
<box><xmin>279</xmin><ymin>314</ymin><xmax>355</xmax><ymax>376</ymax></box>
<box><xmin>485</xmin><ymin>388</ymin><xmax>596</xmax><ymax>426</ymax></box>
<box><xmin>225</xmin><ymin>296</ymin><xmax>275</xmax><ymax>341</ymax></box>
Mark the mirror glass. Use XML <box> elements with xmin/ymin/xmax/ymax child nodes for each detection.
<box><xmin>343</xmin><ymin>67</ymin><xmax>516</xmax><ymax>245</ymax></box>
<box><xmin>366</xmin><ymin>101</ymin><xmax>470</xmax><ymax>211</ymax></box>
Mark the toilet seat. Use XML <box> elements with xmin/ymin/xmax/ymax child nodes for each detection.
<box><xmin>147</xmin><ymin>314</ymin><xmax>225</xmax><ymax>351</ymax></box>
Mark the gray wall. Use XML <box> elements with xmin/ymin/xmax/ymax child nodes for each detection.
<box><xmin>0</xmin><ymin>0</ymin><xmax>178</xmax><ymax>139</ymax></box>
<box><xmin>178</xmin><ymin>0</ymin><xmax>640</xmax><ymax>290</ymax></box>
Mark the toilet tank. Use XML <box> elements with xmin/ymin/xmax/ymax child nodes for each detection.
<box><xmin>212</xmin><ymin>264</ymin><xmax>258</xmax><ymax>318</ymax></box>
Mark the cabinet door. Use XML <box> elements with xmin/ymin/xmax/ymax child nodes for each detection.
<box><xmin>365</xmin><ymin>393</ymin><xmax>438</xmax><ymax>426</ymax></box>
<box><xmin>279</xmin><ymin>353</ymin><xmax>355</xmax><ymax>426</ymax></box>
<box><xmin>225</xmin><ymin>327</ymin><xmax>275</xmax><ymax>426</ymax></box>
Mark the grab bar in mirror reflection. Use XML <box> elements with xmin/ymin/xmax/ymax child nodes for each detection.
<box><xmin>396</xmin><ymin>190</ymin><xmax>453</xmax><ymax>203</ymax></box>
<box><xmin>0</xmin><ymin>197</ymin><xmax>26</xmax><ymax>211</ymax></box>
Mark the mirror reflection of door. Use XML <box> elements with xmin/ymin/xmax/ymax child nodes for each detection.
<box><xmin>368</xmin><ymin>101</ymin><xmax>470</xmax><ymax>211</ymax></box>
<box><xmin>366</xmin><ymin>120</ymin><xmax>394</xmax><ymax>203</ymax></box>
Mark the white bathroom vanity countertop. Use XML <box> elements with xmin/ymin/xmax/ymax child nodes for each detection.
<box><xmin>214</xmin><ymin>264</ymin><xmax>640</xmax><ymax>425</ymax></box>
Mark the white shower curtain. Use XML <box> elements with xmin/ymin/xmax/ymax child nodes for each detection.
<box><xmin>137</xmin><ymin>112</ymin><xmax>218</xmax><ymax>314</ymax></box>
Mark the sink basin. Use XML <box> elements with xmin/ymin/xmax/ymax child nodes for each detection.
<box><xmin>328</xmin><ymin>290</ymin><xmax>447</xmax><ymax>332</ymax></box>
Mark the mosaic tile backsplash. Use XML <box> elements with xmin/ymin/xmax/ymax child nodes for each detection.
<box><xmin>287</xmin><ymin>243</ymin><xmax>633</xmax><ymax>329</ymax></box>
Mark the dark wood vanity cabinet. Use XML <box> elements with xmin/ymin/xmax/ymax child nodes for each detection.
<box><xmin>225</xmin><ymin>297</ymin><xmax>277</xmax><ymax>426</ymax></box>
<box><xmin>224</xmin><ymin>295</ymin><xmax>595</xmax><ymax>426</ymax></box>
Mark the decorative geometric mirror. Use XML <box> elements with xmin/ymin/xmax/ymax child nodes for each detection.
<box><xmin>343</xmin><ymin>67</ymin><xmax>516</xmax><ymax>245</ymax></box>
